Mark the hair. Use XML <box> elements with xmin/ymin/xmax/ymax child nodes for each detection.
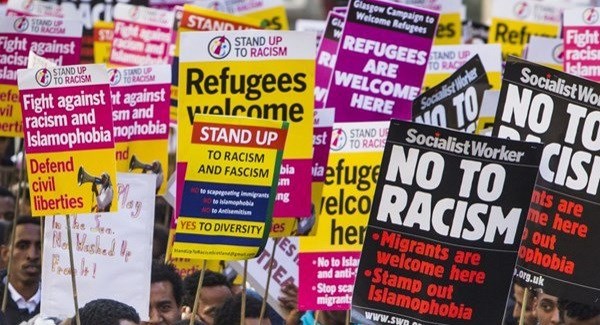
<box><xmin>151</xmin><ymin>261</ymin><xmax>184</xmax><ymax>307</ymax></box>
<box><xmin>183</xmin><ymin>270</ymin><xmax>230</xmax><ymax>306</ymax></box>
<box><xmin>78</xmin><ymin>299</ymin><xmax>140</xmax><ymax>325</ymax></box>
<box><xmin>5</xmin><ymin>215</ymin><xmax>40</xmax><ymax>243</ymax></box>
<box><xmin>214</xmin><ymin>294</ymin><xmax>262</xmax><ymax>325</ymax></box>
<box><xmin>558</xmin><ymin>298</ymin><xmax>600</xmax><ymax>321</ymax></box>
<box><xmin>173</xmin><ymin>320</ymin><xmax>203</xmax><ymax>325</ymax></box>
<box><xmin>152</xmin><ymin>225</ymin><xmax>169</xmax><ymax>260</ymax></box>
<box><xmin>0</xmin><ymin>187</ymin><xmax>15</xmax><ymax>199</ymax></box>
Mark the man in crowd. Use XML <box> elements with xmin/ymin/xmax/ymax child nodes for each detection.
<box><xmin>183</xmin><ymin>270</ymin><xmax>232</xmax><ymax>325</ymax></box>
<box><xmin>214</xmin><ymin>294</ymin><xmax>269</xmax><ymax>325</ymax></box>
<box><xmin>143</xmin><ymin>262</ymin><xmax>183</xmax><ymax>325</ymax></box>
<box><xmin>533</xmin><ymin>290</ymin><xmax>559</xmax><ymax>325</ymax></box>
<box><xmin>0</xmin><ymin>216</ymin><xmax>41</xmax><ymax>324</ymax></box>
<box><xmin>558</xmin><ymin>299</ymin><xmax>600</xmax><ymax>325</ymax></box>
<box><xmin>0</xmin><ymin>188</ymin><xmax>14</xmax><ymax>221</ymax></box>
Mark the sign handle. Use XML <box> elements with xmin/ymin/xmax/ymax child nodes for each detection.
<box><xmin>66</xmin><ymin>214</ymin><xmax>81</xmax><ymax>325</ymax></box>
<box><xmin>2</xmin><ymin>152</ymin><xmax>26</xmax><ymax>312</ymax></box>
<box><xmin>346</xmin><ymin>309</ymin><xmax>350</xmax><ymax>325</ymax></box>
<box><xmin>240</xmin><ymin>260</ymin><xmax>248</xmax><ymax>325</ymax></box>
<box><xmin>190</xmin><ymin>260</ymin><xmax>208</xmax><ymax>325</ymax></box>
<box><xmin>313</xmin><ymin>311</ymin><xmax>319</xmax><ymax>325</ymax></box>
<box><xmin>259</xmin><ymin>238</ymin><xmax>279</xmax><ymax>325</ymax></box>
<box><xmin>519</xmin><ymin>287</ymin><xmax>530</xmax><ymax>325</ymax></box>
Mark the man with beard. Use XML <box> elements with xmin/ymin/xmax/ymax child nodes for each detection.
<box><xmin>0</xmin><ymin>216</ymin><xmax>41</xmax><ymax>324</ymax></box>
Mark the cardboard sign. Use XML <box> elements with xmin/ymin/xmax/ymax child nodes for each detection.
<box><xmin>475</xmin><ymin>90</ymin><xmax>499</xmax><ymax>136</ymax></box>
<box><xmin>352</xmin><ymin>120</ymin><xmax>542</xmax><ymax>324</ymax></box>
<box><xmin>93</xmin><ymin>21</ymin><xmax>114</xmax><ymax>64</ymax></box>
<box><xmin>0</xmin><ymin>16</ymin><xmax>82</xmax><ymax>137</ymax></box>
<box><xmin>413</xmin><ymin>55</ymin><xmax>491</xmax><ymax>133</ymax></box>
<box><xmin>177</xmin><ymin>30</ymin><xmax>315</xmax><ymax>235</ymax></box>
<box><xmin>494</xmin><ymin>57</ymin><xmax>600</xmax><ymax>304</ymax></box>
<box><xmin>397</xmin><ymin>0</ymin><xmax>464</xmax><ymax>45</ymax></box>
<box><xmin>17</xmin><ymin>64</ymin><xmax>118</xmax><ymax>215</ymax></box>
<box><xmin>193</xmin><ymin>0</ymin><xmax>289</xmax><ymax>30</ymax></box>
<box><xmin>488</xmin><ymin>0</ymin><xmax>563</xmax><ymax>61</ymax></box>
<box><xmin>41</xmin><ymin>173</ymin><xmax>155</xmax><ymax>321</ymax></box>
<box><xmin>563</xmin><ymin>7</ymin><xmax>600</xmax><ymax>80</ymax></box>
<box><xmin>50</xmin><ymin>0</ymin><xmax>149</xmax><ymax>63</ymax></box>
<box><xmin>324</xmin><ymin>0</ymin><xmax>438</xmax><ymax>122</ymax></box>
<box><xmin>299</xmin><ymin>121</ymin><xmax>388</xmax><ymax>310</ymax></box>
<box><xmin>315</xmin><ymin>12</ymin><xmax>344</xmax><ymax>110</ymax></box>
<box><xmin>108</xmin><ymin>65</ymin><xmax>170</xmax><ymax>195</ymax></box>
<box><xmin>172</xmin><ymin>114</ymin><xmax>288</xmax><ymax>260</ymax></box>
<box><xmin>229</xmin><ymin>237</ymin><xmax>299</xmax><ymax>317</ymax></box>
<box><xmin>524</xmin><ymin>36</ymin><xmax>563</xmax><ymax>71</ymax></box>
<box><xmin>424</xmin><ymin>44</ymin><xmax>502</xmax><ymax>91</ymax></box>
<box><xmin>6</xmin><ymin>0</ymin><xmax>64</xmax><ymax>17</ymax></box>
<box><xmin>109</xmin><ymin>3</ymin><xmax>175</xmax><ymax>66</ymax></box>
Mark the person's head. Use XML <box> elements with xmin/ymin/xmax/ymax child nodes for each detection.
<box><xmin>533</xmin><ymin>290</ymin><xmax>559</xmax><ymax>325</ymax></box>
<box><xmin>214</xmin><ymin>294</ymin><xmax>270</xmax><ymax>325</ymax></box>
<box><xmin>183</xmin><ymin>270</ymin><xmax>232</xmax><ymax>325</ymax></box>
<box><xmin>558</xmin><ymin>298</ymin><xmax>600</xmax><ymax>325</ymax></box>
<box><xmin>0</xmin><ymin>187</ymin><xmax>15</xmax><ymax>221</ymax></box>
<box><xmin>143</xmin><ymin>262</ymin><xmax>183</xmax><ymax>325</ymax></box>
<box><xmin>79</xmin><ymin>299</ymin><xmax>140</xmax><ymax>325</ymax></box>
<box><xmin>1</xmin><ymin>216</ymin><xmax>41</xmax><ymax>292</ymax></box>
<box><xmin>152</xmin><ymin>225</ymin><xmax>169</xmax><ymax>261</ymax></box>
<box><xmin>512</xmin><ymin>283</ymin><xmax>537</xmax><ymax>325</ymax></box>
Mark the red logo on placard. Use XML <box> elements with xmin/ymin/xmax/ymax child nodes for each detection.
<box><xmin>583</xmin><ymin>8</ymin><xmax>599</xmax><ymax>24</ymax></box>
<box><xmin>35</xmin><ymin>68</ymin><xmax>52</xmax><ymax>87</ymax></box>
<box><xmin>513</xmin><ymin>1</ymin><xmax>530</xmax><ymax>19</ymax></box>
<box><xmin>208</xmin><ymin>36</ymin><xmax>231</xmax><ymax>59</ymax></box>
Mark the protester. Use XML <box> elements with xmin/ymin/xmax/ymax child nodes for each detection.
<box><xmin>512</xmin><ymin>283</ymin><xmax>537</xmax><ymax>325</ymax></box>
<box><xmin>142</xmin><ymin>262</ymin><xmax>183</xmax><ymax>325</ymax></box>
<box><xmin>152</xmin><ymin>225</ymin><xmax>169</xmax><ymax>261</ymax></box>
<box><xmin>558</xmin><ymin>299</ymin><xmax>600</xmax><ymax>325</ymax></box>
<box><xmin>214</xmin><ymin>294</ymin><xmax>269</xmax><ymax>325</ymax></box>
<box><xmin>0</xmin><ymin>216</ymin><xmax>41</xmax><ymax>324</ymax></box>
<box><xmin>182</xmin><ymin>270</ymin><xmax>232</xmax><ymax>325</ymax></box>
<box><xmin>533</xmin><ymin>290</ymin><xmax>559</xmax><ymax>325</ymax></box>
<box><xmin>77</xmin><ymin>298</ymin><xmax>140</xmax><ymax>325</ymax></box>
<box><xmin>0</xmin><ymin>188</ymin><xmax>15</xmax><ymax>221</ymax></box>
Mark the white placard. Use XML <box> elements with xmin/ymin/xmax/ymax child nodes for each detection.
<box><xmin>41</xmin><ymin>173</ymin><xmax>156</xmax><ymax>321</ymax></box>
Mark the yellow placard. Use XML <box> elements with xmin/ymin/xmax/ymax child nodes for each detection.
<box><xmin>301</xmin><ymin>151</ymin><xmax>382</xmax><ymax>253</ymax></box>
<box><xmin>488</xmin><ymin>18</ymin><xmax>559</xmax><ymax>61</ymax></box>
<box><xmin>434</xmin><ymin>13</ymin><xmax>461</xmax><ymax>45</ymax></box>
<box><xmin>242</xmin><ymin>6</ymin><xmax>289</xmax><ymax>30</ymax></box>
<box><xmin>0</xmin><ymin>85</ymin><xmax>23</xmax><ymax>137</ymax></box>
<box><xmin>93</xmin><ymin>21</ymin><xmax>114</xmax><ymax>64</ymax></box>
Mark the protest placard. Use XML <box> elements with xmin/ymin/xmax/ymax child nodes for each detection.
<box><xmin>172</xmin><ymin>114</ymin><xmax>288</xmax><ymax>260</ymax></box>
<box><xmin>397</xmin><ymin>0</ymin><xmax>464</xmax><ymax>45</ymax></box>
<box><xmin>229</xmin><ymin>237</ymin><xmax>299</xmax><ymax>317</ymax></box>
<box><xmin>17</xmin><ymin>64</ymin><xmax>118</xmax><ymax>215</ymax></box>
<box><xmin>563</xmin><ymin>7</ymin><xmax>600</xmax><ymax>80</ymax></box>
<box><xmin>49</xmin><ymin>0</ymin><xmax>149</xmax><ymax>63</ymax></box>
<box><xmin>109</xmin><ymin>3</ymin><xmax>175</xmax><ymax>66</ymax></box>
<box><xmin>314</xmin><ymin>11</ymin><xmax>343</xmax><ymax>110</ymax></box>
<box><xmin>299</xmin><ymin>121</ymin><xmax>388</xmax><ymax>310</ymax></box>
<box><xmin>494</xmin><ymin>57</ymin><xmax>600</xmax><ymax>305</ymax></box>
<box><xmin>0</xmin><ymin>15</ymin><xmax>82</xmax><ymax>137</ymax></box>
<box><xmin>423</xmin><ymin>44</ymin><xmax>502</xmax><ymax>91</ymax></box>
<box><xmin>93</xmin><ymin>21</ymin><xmax>113</xmax><ymax>64</ymax></box>
<box><xmin>41</xmin><ymin>173</ymin><xmax>155</xmax><ymax>320</ymax></box>
<box><xmin>352</xmin><ymin>120</ymin><xmax>542</xmax><ymax>324</ymax></box>
<box><xmin>194</xmin><ymin>0</ymin><xmax>289</xmax><ymax>30</ymax></box>
<box><xmin>413</xmin><ymin>55</ymin><xmax>490</xmax><ymax>133</ymax></box>
<box><xmin>109</xmin><ymin>64</ymin><xmax>170</xmax><ymax>195</ymax></box>
<box><xmin>488</xmin><ymin>0</ymin><xmax>563</xmax><ymax>61</ymax></box>
<box><xmin>325</xmin><ymin>0</ymin><xmax>438</xmax><ymax>122</ymax></box>
<box><xmin>177</xmin><ymin>30</ymin><xmax>315</xmax><ymax>236</ymax></box>
<box><xmin>6</xmin><ymin>0</ymin><xmax>63</xmax><ymax>17</ymax></box>
<box><xmin>524</xmin><ymin>36</ymin><xmax>563</xmax><ymax>71</ymax></box>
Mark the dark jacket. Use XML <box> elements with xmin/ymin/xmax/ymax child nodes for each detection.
<box><xmin>0</xmin><ymin>270</ymin><xmax>40</xmax><ymax>325</ymax></box>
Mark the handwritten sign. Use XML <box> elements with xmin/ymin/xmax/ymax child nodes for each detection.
<box><xmin>41</xmin><ymin>173</ymin><xmax>156</xmax><ymax>321</ymax></box>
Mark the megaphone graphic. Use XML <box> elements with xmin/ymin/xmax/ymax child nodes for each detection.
<box><xmin>77</xmin><ymin>166</ymin><xmax>102</xmax><ymax>186</ymax></box>
<box><xmin>129</xmin><ymin>155</ymin><xmax>153</xmax><ymax>172</ymax></box>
